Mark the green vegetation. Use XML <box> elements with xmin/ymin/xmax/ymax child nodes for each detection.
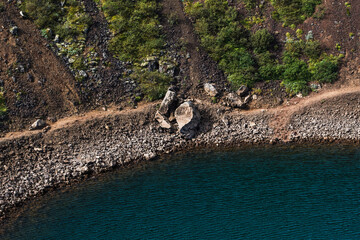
<box><xmin>270</xmin><ymin>0</ymin><xmax>322</xmax><ymax>25</ymax></box>
<box><xmin>96</xmin><ymin>0</ymin><xmax>172</xmax><ymax>101</ymax></box>
<box><xmin>99</xmin><ymin>0</ymin><xmax>163</xmax><ymax>62</ymax></box>
<box><xmin>21</xmin><ymin>0</ymin><xmax>91</xmax><ymax>40</ymax></box>
<box><xmin>20</xmin><ymin>0</ymin><xmax>92</xmax><ymax>74</ymax></box>
<box><xmin>185</xmin><ymin>0</ymin><xmax>340</xmax><ymax>94</ymax></box>
<box><xmin>0</xmin><ymin>88</ymin><xmax>6</xmax><ymax>118</ymax></box>
<box><xmin>282</xmin><ymin>33</ymin><xmax>341</xmax><ymax>93</ymax></box>
<box><xmin>251</xmin><ymin>29</ymin><xmax>275</xmax><ymax>53</ymax></box>
<box><xmin>184</xmin><ymin>0</ymin><xmax>258</xmax><ymax>87</ymax></box>
<box><xmin>131</xmin><ymin>71</ymin><xmax>172</xmax><ymax>101</ymax></box>
<box><xmin>345</xmin><ymin>2</ymin><xmax>351</xmax><ymax>16</ymax></box>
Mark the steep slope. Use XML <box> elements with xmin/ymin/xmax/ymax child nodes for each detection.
<box><xmin>0</xmin><ymin>0</ymin><xmax>80</xmax><ymax>133</ymax></box>
<box><xmin>161</xmin><ymin>0</ymin><xmax>228</xmax><ymax>98</ymax></box>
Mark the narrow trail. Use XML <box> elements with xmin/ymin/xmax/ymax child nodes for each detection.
<box><xmin>2</xmin><ymin>84</ymin><xmax>360</xmax><ymax>143</ymax></box>
<box><xmin>268</xmin><ymin>85</ymin><xmax>360</xmax><ymax>140</ymax></box>
<box><xmin>0</xmin><ymin>102</ymin><xmax>159</xmax><ymax>143</ymax></box>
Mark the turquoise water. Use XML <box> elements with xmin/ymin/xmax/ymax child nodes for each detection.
<box><xmin>2</xmin><ymin>145</ymin><xmax>360</xmax><ymax>239</ymax></box>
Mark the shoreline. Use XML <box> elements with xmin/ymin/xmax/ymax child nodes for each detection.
<box><xmin>1</xmin><ymin>91</ymin><xmax>360</xmax><ymax>223</ymax></box>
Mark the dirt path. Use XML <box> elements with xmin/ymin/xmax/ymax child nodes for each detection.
<box><xmin>268</xmin><ymin>85</ymin><xmax>360</xmax><ymax>140</ymax></box>
<box><xmin>2</xmin><ymin>84</ymin><xmax>360</xmax><ymax>143</ymax></box>
<box><xmin>0</xmin><ymin>102</ymin><xmax>159</xmax><ymax>142</ymax></box>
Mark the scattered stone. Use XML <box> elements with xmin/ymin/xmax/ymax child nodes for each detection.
<box><xmin>34</xmin><ymin>147</ymin><xmax>43</xmax><ymax>152</ymax></box>
<box><xmin>144</xmin><ymin>152</ymin><xmax>157</xmax><ymax>161</ymax></box>
<box><xmin>236</xmin><ymin>85</ymin><xmax>249</xmax><ymax>97</ymax></box>
<box><xmin>311</xmin><ymin>83</ymin><xmax>321</xmax><ymax>90</ymax></box>
<box><xmin>9</xmin><ymin>26</ymin><xmax>18</xmax><ymax>35</ymax></box>
<box><xmin>29</xmin><ymin>119</ymin><xmax>46</xmax><ymax>130</ymax></box>
<box><xmin>19</xmin><ymin>11</ymin><xmax>26</xmax><ymax>18</ymax></box>
<box><xmin>225</xmin><ymin>93</ymin><xmax>246</xmax><ymax>108</ymax></box>
<box><xmin>155</xmin><ymin>111</ymin><xmax>171</xmax><ymax>129</ymax></box>
<box><xmin>79</xmin><ymin>70</ymin><xmax>87</xmax><ymax>78</ymax></box>
<box><xmin>204</xmin><ymin>83</ymin><xmax>218</xmax><ymax>97</ymax></box>
<box><xmin>244</xmin><ymin>95</ymin><xmax>251</xmax><ymax>104</ymax></box>
<box><xmin>175</xmin><ymin>101</ymin><xmax>201</xmax><ymax>138</ymax></box>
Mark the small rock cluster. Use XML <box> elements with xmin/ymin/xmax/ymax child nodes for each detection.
<box><xmin>154</xmin><ymin>87</ymin><xmax>201</xmax><ymax>138</ymax></box>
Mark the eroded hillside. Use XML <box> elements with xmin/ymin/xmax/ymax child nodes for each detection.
<box><xmin>0</xmin><ymin>0</ymin><xmax>359</xmax><ymax>135</ymax></box>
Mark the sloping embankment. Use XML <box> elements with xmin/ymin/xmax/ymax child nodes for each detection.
<box><xmin>1</xmin><ymin>91</ymin><xmax>360</xmax><ymax>221</ymax></box>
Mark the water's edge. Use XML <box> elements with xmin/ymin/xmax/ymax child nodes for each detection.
<box><xmin>1</xmin><ymin>93</ymin><xmax>360</xmax><ymax>222</ymax></box>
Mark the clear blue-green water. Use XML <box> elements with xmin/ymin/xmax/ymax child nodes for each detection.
<box><xmin>2</xmin><ymin>145</ymin><xmax>360</xmax><ymax>239</ymax></box>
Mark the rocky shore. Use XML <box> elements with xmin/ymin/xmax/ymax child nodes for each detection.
<box><xmin>1</xmin><ymin>91</ymin><xmax>360</xmax><ymax>221</ymax></box>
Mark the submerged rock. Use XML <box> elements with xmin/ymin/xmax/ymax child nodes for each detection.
<box><xmin>175</xmin><ymin>101</ymin><xmax>201</xmax><ymax>139</ymax></box>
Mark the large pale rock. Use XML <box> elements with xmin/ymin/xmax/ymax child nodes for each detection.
<box><xmin>204</xmin><ymin>83</ymin><xmax>218</xmax><ymax>97</ymax></box>
<box><xmin>175</xmin><ymin>101</ymin><xmax>201</xmax><ymax>138</ymax></box>
<box><xmin>158</xmin><ymin>88</ymin><xmax>177</xmax><ymax>116</ymax></box>
<box><xmin>155</xmin><ymin>111</ymin><xmax>171</xmax><ymax>129</ymax></box>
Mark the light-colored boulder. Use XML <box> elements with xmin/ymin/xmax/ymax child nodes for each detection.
<box><xmin>158</xmin><ymin>88</ymin><xmax>177</xmax><ymax>116</ymax></box>
<box><xmin>204</xmin><ymin>83</ymin><xmax>218</xmax><ymax>97</ymax></box>
<box><xmin>155</xmin><ymin>111</ymin><xmax>171</xmax><ymax>129</ymax></box>
<box><xmin>175</xmin><ymin>101</ymin><xmax>201</xmax><ymax>138</ymax></box>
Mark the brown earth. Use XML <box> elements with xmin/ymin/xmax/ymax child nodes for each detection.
<box><xmin>160</xmin><ymin>0</ymin><xmax>229</xmax><ymax>99</ymax></box>
<box><xmin>0</xmin><ymin>0</ymin><xmax>80</xmax><ymax>133</ymax></box>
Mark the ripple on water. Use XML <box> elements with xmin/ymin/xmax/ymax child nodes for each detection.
<box><xmin>2</xmin><ymin>145</ymin><xmax>360</xmax><ymax>239</ymax></box>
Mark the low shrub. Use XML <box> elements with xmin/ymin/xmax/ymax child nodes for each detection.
<box><xmin>131</xmin><ymin>71</ymin><xmax>172</xmax><ymax>101</ymax></box>
<box><xmin>304</xmin><ymin>40</ymin><xmax>321</xmax><ymax>59</ymax></box>
<box><xmin>270</xmin><ymin>0</ymin><xmax>322</xmax><ymax>25</ymax></box>
<box><xmin>311</xmin><ymin>58</ymin><xmax>338</xmax><ymax>83</ymax></box>
<box><xmin>251</xmin><ymin>29</ymin><xmax>275</xmax><ymax>53</ymax></box>
<box><xmin>282</xmin><ymin>59</ymin><xmax>311</xmax><ymax>93</ymax></box>
<box><xmin>100</xmin><ymin>0</ymin><xmax>164</xmax><ymax>62</ymax></box>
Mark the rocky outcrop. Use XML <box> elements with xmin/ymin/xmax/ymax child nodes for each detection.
<box><xmin>174</xmin><ymin>101</ymin><xmax>201</xmax><ymax>138</ymax></box>
<box><xmin>155</xmin><ymin>88</ymin><xmax>177</xmax><ymax>129</ymax></box>
<box><xmin>204</xmin><ymin>83</ymin><xmax>218</xmax><ymax>97</ymax></box>
<box><xmin>158</xmin><ymin>88</ymin><xmax>177</xmax><ymax>116</ymax></box>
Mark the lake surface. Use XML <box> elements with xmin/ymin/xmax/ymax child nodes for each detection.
<box><xmin>2</xmin><ymin>145</ymin><xmax>360</xmax><ymax>239</ymax></box>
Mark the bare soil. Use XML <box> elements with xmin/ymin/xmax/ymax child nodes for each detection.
<box><xmin>0</xmin><ymin>0</ymin><xmax>80</xmax><ymax>132</ymax></box>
